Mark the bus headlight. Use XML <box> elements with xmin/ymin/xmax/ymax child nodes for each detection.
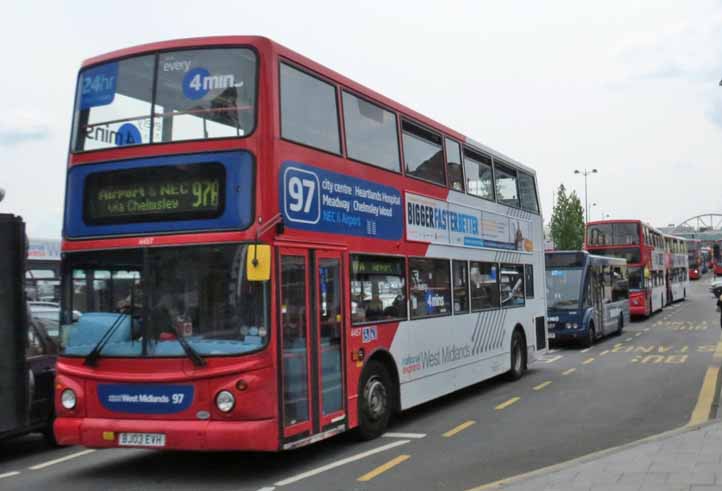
<box><xmin>565</xmin><ymin>323</ymin><xmax>578</xmax><ymax>330</ymax></box>
<box><xmin>61</xmin><ymin>389</ymin><xmax>77</xmax><ymax>410</ymax></box>
<box><xmin>215</xmin><ymin>390</ymin><xmax>235</xmax><ymax>413</ymax></box>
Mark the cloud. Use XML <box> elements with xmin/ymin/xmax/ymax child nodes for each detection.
<box><xmin>0</xmin><ymin>127</ymin><xmax>50</xmax><ymax>146</ymax></box>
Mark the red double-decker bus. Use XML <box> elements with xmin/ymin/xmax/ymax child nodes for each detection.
<box><xmin>54</xmin><ymin>37</ymin><xmax>547</xmax><ymax>451</ymax></box>
<box><xmin>585</xmin><ymin>220</ymin><xmax>666</xmax><ymax>317</ymax></box>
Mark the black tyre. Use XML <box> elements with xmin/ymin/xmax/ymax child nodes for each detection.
<box><xmin>582</xmin><ymin>322</ymin><xmax>595</xmax><ymax>348</ymax></box>
<box><xmin>356</xmin><ymin>360</ymin><xmax>393</xmax><ymax>441</ymax></box>
<box><xmin>42</xmin><ymin>417</ymin><xmax>59</xmax><ymax>447</ymax></box>
<box><xmin>507</xmin><ymin>330</ymin><xmax>527</xmax><ymax>381</ymax></box>
<box><xmin>615</xmin><ymin>315</ymin><xmax>623</xmax><ymax>336</ymax></box>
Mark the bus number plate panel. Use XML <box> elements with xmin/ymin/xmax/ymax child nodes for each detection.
<box><xmin>118</xmin><ymin>432</ymin><xmax>166</xmax><ymax>447</ymax></box>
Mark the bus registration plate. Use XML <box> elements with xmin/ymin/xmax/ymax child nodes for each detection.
<box><xmin>118</xmin><ymin>432</ymin><xmax>166</xmax><ymax>447</ymax></box>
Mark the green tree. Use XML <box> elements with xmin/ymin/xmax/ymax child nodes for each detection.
<box><xmin>550</xmin><ymin>184</ymin><xmax>585</xmax><ymax>250</ymax></box>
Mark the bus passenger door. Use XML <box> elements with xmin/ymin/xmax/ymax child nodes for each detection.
<box><xmin>278</xmin><ymin>248</ymin><xmax>346</xmax><ymax>445</ymax></box>
<box><xmin>314</xmin><ymin>251</ymin><xmax>346</xmax><ymax>434</ymax></box>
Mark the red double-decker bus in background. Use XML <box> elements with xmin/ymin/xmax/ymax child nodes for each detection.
<box><xmin>585</xmin><ymin>220</ymin><xmax>665</xmax><ymax>317</ymax></box>
<box><xmin>54</xmin><ymin>36</ymin><xmax>547</xmax><ymax>451</ymax></box>
<box><xmin>687</xmin><ymin>239</ymin><xmax>702</xmax><ymax>280</ymax></box>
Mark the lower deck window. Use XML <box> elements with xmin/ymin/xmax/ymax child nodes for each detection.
<box><xmin>409</xmin><ymin>258</ymin><xmax>451</xmax><ymax>319</ymax></box>
<box><xmin>470</xmin><ymin>262</ymin><xmax>499</xmax><ymax>311</ymax></box>
<box><xmin>350</xmin><ymin>255</ymin><xmax>406</xmax><ymax>324</ymax></box>
<box><xmin>500</xmin><ymin>264</ymin><xmax>525</xmax><ymax>307</ymax></box>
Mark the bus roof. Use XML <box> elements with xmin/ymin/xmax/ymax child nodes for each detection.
<box><xmin>79</xmin><ymin>35</ymin><xmax>537</xmax><ymax>177</ymax></box>
<box><xmin>546</xmin><ymin>250</ymin><xmax>627</xmax><ymax>267</ymax></box>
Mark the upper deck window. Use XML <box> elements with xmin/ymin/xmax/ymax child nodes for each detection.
<box><xmin>402</xmin><ymin>120</ymin><xmax>445</xmax><ymax>185</ymax></box>
<box><xmin>588</xmin><ymin>223</ymin><xmax>640</xmax><ymax>246</ymax></box>
<box><xmin>494</xmin><ymin>163</ymin><xmax>520</xmax><ymax>208</ymax></box>
<box><xmin>72</xmin><ymin>48</ymin><xmax>257</xmax><ymax>152</ymax></box>
<box><xmin>342</xmin><ymin>92</ymin><xmax>400</xmax><ymax>172</ymax></box>
<box><xmin>518</xmin><ymin>172</ymin><xmax>539</xmax><ymax>213</ymax></box>
<box><xmin>280</xmin><ymin>63</ymin><xmax>341</xmax><ymax>154</ymax></box>
<box><xmin>445</xmin><ymin>139</ymin><xmax>464</xmax><ymax>192</ymax></box>
<box><xmin>464</xmin><ymin>148</ymin><xmax>494</xmax><ymax>201</ymax></box>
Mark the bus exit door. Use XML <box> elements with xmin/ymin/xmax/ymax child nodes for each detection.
<box><xmin>278</xmin><ymin>248</ymin><xmax>346</xmax><ymax>447</ymax></box>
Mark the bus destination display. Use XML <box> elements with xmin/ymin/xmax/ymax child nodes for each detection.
<box><xmin>84</xmin><ymin>163</ymin><xmax>225</xmax><ymax>224</ymax></box>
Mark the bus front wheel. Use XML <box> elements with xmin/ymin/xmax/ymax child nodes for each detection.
<box><xmin>357</xmin><ymin>360</ymin><xmax>393</xmax><ymax>440</ymax></box>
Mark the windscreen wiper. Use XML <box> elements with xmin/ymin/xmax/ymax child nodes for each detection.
<box><xmin>84</xmin><ymin>311</ymin><xmax>128</xmax><ymax>366</ymax></box>
<box><xmin>175</xmin><ymin>332</ymin><xmax>206</xmax><ymax>368</ymax></box>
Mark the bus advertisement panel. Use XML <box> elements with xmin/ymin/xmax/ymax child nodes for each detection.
<box><xmin>54</xmin><ymin>37</ymin><xmax>547</xmax><ymax>452</ymax></box>
<box><xmin>663</xmin><ymin>234</ymin><xmax>688</xmax><ymax>303</ymax></box>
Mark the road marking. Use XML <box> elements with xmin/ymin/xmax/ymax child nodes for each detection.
<box><xmin>533</xmin><ymin>381</ymin><xmax>552</xmax><ymax>391</ymax></box>
<box><xmin>625</xmin><ymin>337</ymin><xmax>633</xmax><ymax>342</ymax></box>
<box><xmin>274</xmin><ymin>439</ymin><xmax>410</xmax><ymax>486</ymax></box>
<box><xmin>581</xmin><ymin>348</ymin><xmax>591</xmax><ymax>353</ymax></box>
<box><xmin>600</xmin><ymin>350</ymin><xmax>609</xmax><ymax>356</ymax></box>
<box><xmin>383</xmin><ymin>432</ymin><xmax>426</xmax><ymax>439</ymax></box>
<box><xmin>0</xmin><ymin>472</ymin><xmax>20</xmax><ymax>479</ymax></box>
<box><xmin>28</xmin><ymin>449</ymin><xmax>96</xmax><ymax>470</ymax></box>
<box><xmin>548</xmin><ymin>349</ymin><xmax>558</xmax><ymax>353</ymax></box>
<box><xmin>635</xmin><ymin>332</ymin><xmax>642</xmax><ymax>337</ymax></box>
<box><xmin>495</xmin><ymin>397</ymin><xmax>520</xmax><ymax>411</ymax></box>
<box><xmin>562</xmin><ymin>368</ymin><xmax>576</xmax><ymax>375</ymax></box>
<box><xmin>688</xmin><ymin>366</ymin><xmax>720</xmax><ymax>426</ymax></box>
<box><xmin>643</xmin><ymin>328</ymin><xmax>650</xmax><ymax>332</ymax></box>
<box><xmin>582</xmin><ymin>357</ymin><xmax>595</xmax><ymax>365</ymax></box>
<box><xmin>545</xmin><ymin>355</ymin><xmax>562</xmax><ymax>363</ymax></box>
<box><xmin>256</xmin><ymin>487</ymin><xmax>276</xmax><ymax>491</ymax></box>
<box><xmin>357</xmin><ymin>454</ymin><xmax>410</xmax><ymax>482</ymax></box>
<box><xmin>443</xmin><ymin>420</ymin><xmax>476</xmax><ymax>437</ymax></box>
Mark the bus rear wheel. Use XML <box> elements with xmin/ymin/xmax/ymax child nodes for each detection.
<box><xmin>507</xmin><ymin>329</ymin><xmax>527</xmax><ymax>381</ymax></box>
<box><xmin>356</xmin><ymin>360</ymin><xmax>393</xmax><ymax>441</ymax></box>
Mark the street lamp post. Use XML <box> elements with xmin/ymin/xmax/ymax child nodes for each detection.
<box><xmin>574</xmin><ymin>168</ymin><xmax>598</xmax><ymax>223</ymax></box>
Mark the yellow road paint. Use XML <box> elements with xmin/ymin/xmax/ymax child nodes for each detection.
<box><xmin>582</xmin><ymin>357</ymin><xmax>595</xmax><ymax>365</ymax></box>
<box><xmin>562</xmin><ymin>368</ymin><xmax>576</xmax><ymax>375</ymax></box>
<box><xmin>625</xmin><ymin>337</ymin><xmax>633</xmax><ymax>342</ymax></box>
<box><xmin>545</xmin><ymin>355</ymin><xmax>562</xmax><ymax>363</ymax></box>
<box><xmin>643</xmin><ymin>328</ymin><xmax>650</xmax><ymax>332</ymax></box>
<box><xmin>635</xmin><ymin>332</ymin><xmax>642</xmax><ymax>337</ymax></box>
<box><xmin>495</xmin><ymin>397</ymin><xmax>520</xmax><ymax>411</ymax></box>
<box><xmin>443</xmin><ymin>420</ymin><xmax>476</xmax><ymax>437</ymax></box>
<box><xmin>357</xmin><ymin>454</ymin><xmax>410</xmax><ymax>482</ymax></box>
<box><xmin>688</xmin><ymin>366</ymin><xmax>720</xmax><ymax>426</ymax></box>
<box><xmin>533</xmin><ymin>381</ymin><xmax>552</xmax><ymax>391</ymax></box>
<box><xmin>600</xmin><ymin>350</ymin><xmax>609</xmax><ymax>356</ymax></box>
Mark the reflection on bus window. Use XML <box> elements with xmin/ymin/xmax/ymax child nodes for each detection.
<box><xmin>408</xmin><ymin>258</ymin><xmax>451</xmax><ymax>319</ymax></box>
<box><xmin>350</xmin><ymin>255</ymin><xmax>406</xmax><ymax>325</ymax></box>
<box><xmin>470</xmin><ymin>262</ymin><xmax>499</xmax><ymax>311</ymax></box>
<box><xmin>500</xmin><ymin>264</ymin><xmax>525</xmax><ymax>307</ymax></box>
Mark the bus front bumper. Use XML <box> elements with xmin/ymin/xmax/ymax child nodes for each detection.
<box><xmin>54</xmin><ymin>417</ymin><xmax>278</xmax><ymax>451</ymax></box>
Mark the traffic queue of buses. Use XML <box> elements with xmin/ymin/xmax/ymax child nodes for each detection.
<box><xmin>0</xmin><ymin>36</ymin><xmax>694</xmax><ymax>452</ymax></box>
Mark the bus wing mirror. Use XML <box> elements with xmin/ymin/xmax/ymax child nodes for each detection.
<box><xmin>247</xmin><ymin>245</ymin><xmax>271</xmax><ymax>281</ymax></box>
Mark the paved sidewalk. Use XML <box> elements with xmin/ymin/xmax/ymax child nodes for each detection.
<box><xmin>471</xmin><ymin>421</ymin><xmax>722</xmax><ymax>491</ymax></box>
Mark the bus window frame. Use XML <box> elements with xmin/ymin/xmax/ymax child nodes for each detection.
<box><xmin>400</xmin><ymin>118</ymin><xmax>447</xmax><ymax>188</ymax></box>
<box><xmin>71</xmin><ymin>44</ymin><xmax>261</xmax><ymax>155</ymax></box>
<box><xmin>278</xmin><ymin>59</ymin><xmax>344</xmax><ymax>158</ymax></box>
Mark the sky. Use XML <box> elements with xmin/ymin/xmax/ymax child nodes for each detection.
<box><xmin>1</xmin><ymin>0</ymin><xmax>721</xmax><ymax>239</ymax></box>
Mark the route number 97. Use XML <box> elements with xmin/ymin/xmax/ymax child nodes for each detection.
<box><xmin>283</xmin><ymin>167</ymin><xmax>320</xmax><ymax>224</ymax></box>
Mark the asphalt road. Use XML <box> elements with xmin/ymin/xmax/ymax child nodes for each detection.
<box><xmin>1</xmin><ymin>277</ymin><xmax>720</xmax><ymax>491</ymax></box>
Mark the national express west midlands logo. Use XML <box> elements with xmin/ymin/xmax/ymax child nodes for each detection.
<box><xmin>401</xmin><ymin>343</ymin><xmax>472</xmax><ymax>376</ymax></box>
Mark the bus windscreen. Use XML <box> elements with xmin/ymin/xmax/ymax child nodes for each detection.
<box><xmin>84</xmin><ymin>163</ymin><xmax>225</xmax><ymax>224</ymax></box>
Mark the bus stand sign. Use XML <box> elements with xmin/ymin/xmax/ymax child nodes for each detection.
<box><xmin>280</xmin><ymin>161</ymin><xmax>403</xmax><ymax>240</ymax></box>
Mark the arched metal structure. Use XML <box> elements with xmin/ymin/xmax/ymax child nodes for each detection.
<box><xmin>671</xmin><ymin>214</ymin><xmax>722</xmax><ymax>234</ymax></box>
